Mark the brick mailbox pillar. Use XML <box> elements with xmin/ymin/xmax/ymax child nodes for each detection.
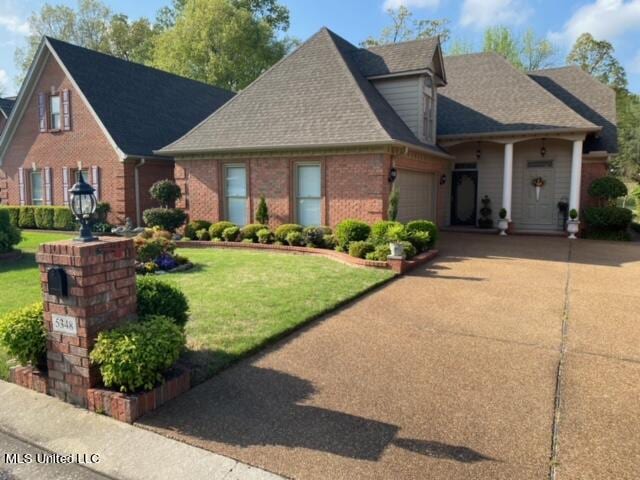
<box><xmin>36</xmin><ymin>237</ymin><xmax>136</xmax><ymax>407</ymax></box>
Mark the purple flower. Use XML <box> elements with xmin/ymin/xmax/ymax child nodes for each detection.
<box><xmin>155</xmin><ymin>253</ymin><xmax>178</xmax><ymax>271</ymax></box>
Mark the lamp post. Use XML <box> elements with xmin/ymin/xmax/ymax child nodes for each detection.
<box><xmin>69</xmin><ymin>171</ymin><xmax>98</xmax><ymax>242</ymax></box>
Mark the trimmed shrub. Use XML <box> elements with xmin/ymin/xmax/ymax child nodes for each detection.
<box><xmin>400</xmin><ymin>241</ymin><xmax>417</xmax><ymax>259</ymax></box>
<box><xmin>136</xmin><ymin>277</ymin><xmax>189</xmax><ymax>327</ymax></box>
<box><xmin>588</xmin><ymin>177</ymin><xmax>627</xmax><ymax>205</ymax></box>
<box><xmin>0</xmin><ymin>303</ymin><xmax>46</xmax><ymax>367</ymax></box>
<box><xmin>53</xmin><ymin>207</ymin><xmax>76</xmax><ymax>230</ymax></box>
<box><xmin>257</xmin><ymin>228</ymin><xmax>273</xmax><ymax>244</ymax></box>
<box><xmin>184</xmin><ymin>220</ymin><xmax>212</xmax><ymax>240</ymax></box>
<box><xmin>370</xmin><ymin>221</ymin><xmax>402</xmax><ymax>244</ymax></box>
<box><xmin>583</xmin><ymin>206</ymin><xmax>632</xmax><ymax>231</ymax></box>
<box><xmin>209</xmin><ymin>221</ymin><xmax>235</xmax><ymax>239</ymax></box>
<box><xmin>408</xmin><ymin>230</ymin><xmax>430</xmax><ymax>252</ymax></box>
<box><xmin>134</xmin><ymin>234</ymin><xmax>175</xmax><ymax>263</ymax></box>
<box><xmin>388</xmin><ymin>188</ymin><xmax>399</xmax><ymax>221</ymax></box>
<box><xmin>222</xmin><ymin>226</ymin><xmax>240</xmax><ymax>241</ymax></box>
<box><xmin>275</xmin><ymin>223</ymin><xmax>303</xmax><ymax>243</ymax></box>
<box><xmin>0</xmin><ymin>207</ymin><xmax>20</xmax><ymax>227</ymax></box>
<box><xmin>95</xmin><ymin>202</ymin><xmax>111</xmax><ymax>223</ymax></box>
<box><xmin>90</xmin><ymin>315</ymin><xmax>185</xmax><ymax>393</ymax></box>
<box><xmin>142</xmin><ymin>208</ymin><xmax>187</xmax><ymax>232</ymax></box>
<box><xmin>34</xmin><ymin>206</ymin><xmax>55</xmax><ymax>229</ymax></box>
<box><xmin>335</xmin><ymin>219</ymin><xmax>370</xmax><ymax>251</ymax></box>
<box><xmin>366</xmin><ymin>244</ymin><xmax>391</xmax><ymax>261</ymax></box>
<box><xmin>195</xmin><ymin>228</ymin><xmax>210</xmax><ymax>241</ymax></box>
<box><xmin>286</xmin><ymin>231</ymin><xmax>304</xmax><ymax>246</ymax></box>
<box><xmin>241</xmin><ymin>223</ymin><xmax>267</xmax><ymax>242</ymax></box>
<box><xmin>149</xmin><ymin>179</ymin><xmax>182</xmax><ymax>208</ymax></box>
<box><xmin>406</xmin><ymin>220</ymin><xmax>438</xmax><ymax>248</ymax></box>
<box><xmin>322</xmin><ymin>234</ymin><xmax>337</xmax><ymax>250</ymax></box>
<box><xmin>387</xmin><ymin>223</ymin><xmax>409</xmax><ymax>242</ymax></box>
<box><xmin>348</xmin><ymin>240</ymin><xmax>375</xmax><ymax>259</ymax></box>
<box><xmin>256</xmin><ymin>195</ymin><xmax>269</xmax><ymax>225</ymax></box>
<box><xmin>303</xmin><ymin>226</ymin><xmax>331</xmax><ymax>248</ymax></box>
<box><xmin>0</xmin><ymin>209</ymin><xmax>21</xmax><ymax>253</ymax></box>
<box><xmin>18</xmin><ymin>206</ymin><xmax>36</xmax><ymax>228</ymax></box>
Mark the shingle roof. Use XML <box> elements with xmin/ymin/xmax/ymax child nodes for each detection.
<box><xmin>529</xmin><ymin>66</ymin><xmax>617</xmax><ymax>153</ymax></box>
<box><xmin>46</xmin><ymin>37</ymin><xmax>234</xmax><ymax>158</ymax></box>
<box><xmin>159</xmin><ymin>28</ymin><xmax>447</xmax><ymax>157</ymax></box>
<box><xmin>438</xmin><ymin>53</ymin><xmax>600</xmax><ymax>138</ymax></box>
<box><xmin>351</xmin><ymin>37</ymin><xmax>441</xmax><ymax>77</ymax></box>
<box><xmin>0</xmin><ymin>97</ymin><xmax>15</xmax><ymax>118</ymax></box>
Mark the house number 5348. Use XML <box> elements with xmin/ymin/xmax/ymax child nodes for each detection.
<box><xmin>52</xmin><ymin>314</ymin><xmax>78</xmax><ymax>335</ymax></box>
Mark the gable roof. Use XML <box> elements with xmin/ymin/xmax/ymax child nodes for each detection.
<box><xmin>158</xmin><ymin>28</ymin><xmax>449</xmax><ymax>157</ymax></box>
<box><xmin>0</xmin><ymin>37</ymin><xmax>234</xmax><ymax>161</ymax></box>
<box><xmin>0</xmin><ymin>97</ymin><xmax>15</xmax><ymax>118</ymax></box>
<box><xmin>438</xmin><ymin>53</ymin><xmax>600</xmax><ymax>139</ymax></box>
<box><xmin>529</xmin><ymin>66</ymin><xmax>617</xmax><ymax>153</ymax></box>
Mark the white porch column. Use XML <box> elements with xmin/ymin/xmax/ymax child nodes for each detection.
<box><xmin>502</xmin><ymin>143</ymin><xmax>514</xmax><ymax>220</ymax></box>
<box><xmin>569</xmin><ymin>140</ymin><xmax>583</xmax><ymax>215</ymax></box>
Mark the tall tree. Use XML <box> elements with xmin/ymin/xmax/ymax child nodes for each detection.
<box><xmin>151</xmin><ymin>0</ymin><xmax>293</xmax><ymax>91</ymax></box>
<box><xmin>566</xmin><ymin>33</ymin><xmax>628</xmax><ymax>90</ymax></box>
<box><xmin>108</xmin><ymin>15</ymin><xmax>156</xmax><ymax>64</ymax></box>
<box><xmin>482</xmin><ymin>26</ymin><xmax>522</xmax><ymax>69</ymax></box>
<box><xmin>361</xmin><ymin>6</ymin><xmax>450</xmax><ymax>47</ymax></box>
<box><xmin>520</xmin><ymin>29</ymin><xmax>556</xmax><ymax>71</ymax></box>
<box><xmin>447</xmin><ymin>39</ymin><xmax>474</xmax><ymax>56</ymax></box>
<box><xmin>613</xmin><ymin>90</ymin><xmax>640</xmax><ymax>179</ymax></box>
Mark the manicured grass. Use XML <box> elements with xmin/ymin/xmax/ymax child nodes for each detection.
<box><xmin>0</xmin><ymin>231</ymin><xmax>73</xmax><ymax>379</ymax></box>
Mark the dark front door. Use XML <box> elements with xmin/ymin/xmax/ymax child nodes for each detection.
<box><xmin>451</xmin><ymin>170</ymin><xmax>478</xmax><ymax>226</ymax></box>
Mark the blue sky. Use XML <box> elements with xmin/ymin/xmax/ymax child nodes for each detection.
<box><xmin>0</xmin><ymin>0</ymin><xmax>638</xmax><ymax>96</ymax></box>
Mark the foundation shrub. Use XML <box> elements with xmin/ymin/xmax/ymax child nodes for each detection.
<box><xmin>222</xmin><ymin>226</ymin><xmax>240</xmax><ymax>241</ymax></box>
<box><xmin>18</xmin><ymin>206</ymin><xmax>36</xmax><ymax>229</ymax></box>
<box><xmin>136</xmin><ymin>277</ymin><xmax>189</xmax><ymax>327</ymax></box>
<box><xmin>53</xmin><ymin>208</ymin><xmax>76</xmax><ymax>230</ymax></box>
<box><xmin>34</xmin><ymin>207</ymin><xmax>55</xmax><ymax>229</ymax></box>
<box><xmin>405</xmin><ymin>220</ymin><xmax>438</xmax><ymax>248</ymax></box>
<box><xmin>184</xmin><ymin>220</ymin><xmax>212</xmax><ymax>240</ymax></box>
<box><xmin>335</xmin><ymin>219</ymin><xmax>370</xmax><ymax>251</ymax></box>
<box><xmin>348</xmin><ymin>240</ymin><xmax>375</xmax><ymax>259</ymax></box>
<box><xmin>257</xmin><ymin>228</ymin><xmax>273</xmax><ymax>244</ymax></box>
<box><xmin>209</xmin><ymin>221</ymin><xmax>235</xmax><ymax>240</ymax></box>
<box><xmin>285</xmin><ymin>231</ymin><xmax>304</xmax><ymax>246</ymax></box>
<box><xmin>365</xmin><ymin>244</ymin><xmax>391</xmax><ymax>261</ymax></box>
<box><xmin>274</xmin><ymin>224</ymin><xmax>303</xmax><ymax>243</ymax></box>
<box><xmin>240</xmin><ymin>224</ymin><xmax>267</xmax><ymax>243</ymax></box>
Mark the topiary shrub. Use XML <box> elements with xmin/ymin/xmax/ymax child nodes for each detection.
<box><xmin>255</xmin><ymin>195</ymin><xmax>269</xmax><ymax>225</ymax></box>
<box><xmin>222</xmin><ymin>226</ymin><xmax>240</xmax><ymax>241</ymax></box>
<box><xmin>0</xmin><ymin>209</ymin><xmax>21</xmax><ymax>253</ymax></box>
<box><xmin>53</xmin><ymin>207</ymin><xmax>76</xmax><ymax>230</ymax></box>
<box><xmin>370</xmin><ymin>220</ymin><xmax>402</xmax><ymax>244</ymax></box>
<box><xmin>90</xmin><ymin>315</ymin><xmax>185</xmax><ymax>393</ymax></box>
<box><xmin>303</xmin><ymin>226</ymin><xmax>331</xmax><ymax>248</ymax></box>
<box><xmin>257</xmin><ymin>228</ymin><xmax>273</xmax><ymax>244</ymax></box>
<box><xmin>195</xmin><ymin>228</ymin><xmax>210</xmax><ymax>241</ymax></box>
<box><xmin>406</xmin><ymin>220</ymin><xmax>438</xmax><ymax>248</ymax></box>
<box><xmin>583</xmin><ymin>206</ymin><xmax>632</xmax><ymax>231</ymax></box>
<box><xmin>388</xmin><ymin>188</ymin><xmax>399</xmax><ymax>221</ymax></box>
<box><xmin>241</xmin><ymin>223</ymin><xmax>267</xmax><ymax>242</ymax></box>
<box><xmin>143</xmin><ymin>208</ymin><xmax>187</xmax><ymax>232</ymax></box>
<box><xmin>275</xmin><ymin>223</ymin><xmax>303</xmax><ymax>243</ymax></box>
<box><xmin>136</xmin><ymin>277</ymin><xmax>189</xmax><ymax>327</ymax></box>
<box><xmin>0</xmin><ymin>207</ymin><xmax>20</xmax><ymax>227</ymax></box>
<box><xmin>184</xmin><ymin>220</ymin><xmax>212</xmax><ymax>240</ymax></box>
<box><xmin>286</xmin><ymin>231</ymin><xmax>304</xmax><ymax>246</ymax></box>
<box><xmin>18</xmin><ymin>206</ymin><xmax>36</xmax><ymax>229</ymax></box>
<box><xmin>0</xmin><ymin>303</ymin><xmax>46</xmax><ymax>367</ymax></box>
<box><xmin>365</xmin><ymin>244</ymin><xmax>391</xmax><ymax>261</ymax></box>
<box><xmin>149</xmin><ymin>179</ymin><xmax>182</xmax><ymax>208</ymax></box>
<box><xmin>588</xmin><ymin>177</ymin><xmax>628</xmax><ymax>206</ymax></box>
<box><xmin>348</xmin><ymin>240</ymin><xmax>375</xmax><ymax>258</ymax></box>
<box><xmin>34</xmin><ymin>207</ymin><xmax>55</xmax><ymax>229</ymax></box>
<box><xmin>335</xmin><ymin>219</ymin><xmax>371</xmax><ymax>251</ymax></box>
<box><xmin>209</xmin><ymin>221</ymin><xmax>235</xmax><ymax>239</ymax></box>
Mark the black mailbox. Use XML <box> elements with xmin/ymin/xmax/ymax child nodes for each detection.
<box><xmin>48</xmin><ymin>267</ymin><xmax>68</xmax><ymax>297</ymax></box>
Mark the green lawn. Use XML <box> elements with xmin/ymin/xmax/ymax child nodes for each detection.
<box><xmin>1</xmin><ymin>233</ymin><xmax>394</xmax><ymax>382</ymax></box>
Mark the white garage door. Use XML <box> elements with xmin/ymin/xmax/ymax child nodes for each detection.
<box><xmin>395</xmin><ymin>170</ymin><xmax>436</xmax><ymax>223</ymax></box>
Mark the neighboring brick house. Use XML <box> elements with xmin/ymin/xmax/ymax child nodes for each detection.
<box><xmin>0</xmin><ymin>97</ymin><xmax>15</xmax><ymax>136</ymax></box>
<box><xmin>158</xmin><ymin>27</ymin><xmax>616</xmax><ymax>234</ymax></box>
<box><xmin>0</xmin><ymin>37</ymin><xmax>234</xmax><ymax>225</ymax></box>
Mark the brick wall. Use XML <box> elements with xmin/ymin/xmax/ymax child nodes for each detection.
<box><xmin>580</xmin><ymin>161</ymin><xmax>609</xmax><ymax>209</ymax></box>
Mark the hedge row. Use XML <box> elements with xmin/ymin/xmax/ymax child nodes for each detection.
<box><xmin>0</xmin><ymin>206</ymin><xmax>76</xmax><ymax>231</ymax></box>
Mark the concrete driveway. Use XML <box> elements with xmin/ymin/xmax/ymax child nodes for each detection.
<box><xmin>140</xmin><ymin>233</ymin><xmax>640</xmax><ymax>479</ymax></box>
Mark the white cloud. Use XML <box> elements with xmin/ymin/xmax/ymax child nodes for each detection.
<box><xmin>459</xmin><ymin>0</ymin><xmax>532</xmax><ymax>29</ymax></box>
<box><xmin>0</xmin><ymin>69</ymin><xmax>9</xmax><ymax>93</ymax></box>
<box><xmin>549</xmin><ymin>0</ymin><xmax>640</xmax><ymax>45</ymax></box>
<box><xmin>0</xmin><ymin>14</ymin><xmax>29</xmax><ymax>35</ymax></box>
<box><xmin>382</xmin><ymin>0</ymin><xmax>441</xmax><ymax>10</ymax></box>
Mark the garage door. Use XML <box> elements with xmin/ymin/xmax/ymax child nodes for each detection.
<box><xmin>395</xmin><ymin>170</ymin><xmax>436</xmax><ymax>223</ymax></box>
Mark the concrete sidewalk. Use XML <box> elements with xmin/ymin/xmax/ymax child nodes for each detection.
<box><xmin>0</xmin><ymin>381</ymin><xmax>283</xmax><ymax>480</ymax></box>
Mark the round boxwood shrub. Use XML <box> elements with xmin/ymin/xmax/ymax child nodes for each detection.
<box><xmin>149</xmin><ymin>179</ymin><xmax>182</xmax><ymax>208</ymax></box>
<box><xmin>348</xmin><ymin>240</ymin><xmax>375</xmax><ymax>259</ymax></box>
<box><xmin>583</xmin><ymin>206</ymin><xmax>633</xmax><ymax>231</ymax></box>
<box><xmin>136</xmin><ymin>277</ymin><xmax>189</xmax><ymax>327</ymax></box>
<box><xmin>90</xmin><ymin>315</ymin><xmax>185</xmax><ymax>393</ymax></box>
<box><xmin>400</xmin><ymin>241</ymin><xmax>417</xmax><ymax>259</ymax></box>
<box><xmin>303</xmin><ymin>226</ymin><xmax>332</xmax><ymax>248</ymax></box>
<box><xmin>209</xmin><ymin>221</ymin><xmax>235</xmax><ymax>239</ymax></box>
<box><xmin>34</xmin><ymin>207</ymin><xmax>55</xmax><ymax>230</ymax></box>
<box><xmin>222</xmin><ymin>226</ymin><xmax>240</xmax><ymax>241</ymax></box>
<box><xmin>18</xmin><ymin>206</ymin><xmax>36</xmax><ymax>229</ymax></box>
<box><xmin>184</xmin><ymin>220</ymin><xmax>212</xmax><ymax>240</ymax></box>
<box><xmin>0</xmin><ymin>303</ymin><xmax>46</xmax><ymax>367</ymax></box>
<box><xmin>195</xmin><ymin>228</ymin><xmax>210</xmax><ymax>241</ymax></box>
<box><xmin>335</xmin><ymin>219</ymin><xmax>371</xmax><ymax>251</ymax></box>
<box><xmin>257</xmin><ymin>228</ymin><xmax>273</xmax><ymax>244</ymax></box>
<box><xmin>0</xmin><ymin>209</ymin><xmax>21</xmax><ymax>254</ymax></box>
<box><xmin>323</xmin><ymin>233</ymin><xmax>337</xmax><ymax>250</ymax></box>
<box><xmin>241</xmin><ymin>223</ymin><xmax>267</xmax><ymax>242</ymax></box>
<box><xmin>365</xmin><ymin>244</ymin><xmax>391</xmax><ymax>261</ymax></box>
<box><xmin>406</xmin><ymin>220</ymin><xmax>438</xmax><ymax>248</ymax></box>
<box><xmin>143</xmin><ymin>208</ymin><xmax>187</xmax><ymax>232</ymax></box>
<box><xmin>370</xmin><ymin>221</ymin><xmax>402</xmax><ymax>244</ymax></box>
<box><xmin>588</xmin><ymin>177</ymin><xmax>627</xmax><ymax>205</ymax></box>
<box><xmin>53</xmin><ymin>207</ymin><xmax>76</xmax><ymax>230</ymax></box>
<box><xmin>286</xmin><ymin>230</ymin><xmax>304</xmax><ymax>246</ymax></box>
<box><xmin>275</xmin><ymin>224</ymin><xmax>303</xmax><ymax>243</ymax></box>
<box><xmin>408</xmin><ymin>230</ymin><xmax>430</xmax><ymax>253</ymax></box>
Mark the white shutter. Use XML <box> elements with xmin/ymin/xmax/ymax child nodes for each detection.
<box><xmin>91</xmin><ymin>165</ymin><xmax>100</xmax><ymax>201</ymax></box>
<box><xmin>62</xmin><ymin>89</ymin><xmax>71</xmax><ymax>131</ymax></box>
<box><xmin>38</xmin><ymin>93</ymin><xmax>47</xmax><ymax>132</ymax></box>
<box><xmin>18</xmin><ymin>167</ymin><xmax>26</xmax><ymax>205</ymax></box>
<box><xmin>44</xmin><ymin>167</ymin><xmax>52</xmax><ymax>205</ymax></box>
<box><xmin>62</xmin><ymin>167</ymin><xmax>70</xmax><ymax>206</ymax></box>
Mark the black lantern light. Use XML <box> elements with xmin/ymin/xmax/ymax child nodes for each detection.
<box><xmin>69</xmin><ymin>170</ymin><xmax>98</xmax><ymax>242</ymax></box>
<box><xmin>540</xmin><ymin>138</ymin><xmax>547</xmax><ymax>158</ymax></box>
<box><xmin>388</xmin><ymin>167</ymin><xmax>397</xmax><ymax>183</ymax></box>
<box><xmin>440</xmin><ymin>174</ymin><xmax>447</xmax><ymax>185</ymax></box>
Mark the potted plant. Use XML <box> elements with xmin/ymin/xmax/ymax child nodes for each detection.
<box><xmin>567</xmin><ymin>208</ymin><xmax>579</xmax><ymax>239</ymax></box>
<box><xmin>497</xmin><ymin>208</ymin><xmax>509</xmax><ymax>236</ymax></box>
<box><xmin>478</xmin><ymin>195</ymin><xmax>494</xmax><ymax>228</ymax></box>
<box><xmin>387</xmin><ymin>224</ymin><xmax>406</xmax><ymax>258</ymax></box>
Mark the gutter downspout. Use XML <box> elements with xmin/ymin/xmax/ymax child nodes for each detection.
<box><xmin>134</xmin><ymin>158</ymin><xmax>146</xmax><ymax>227</ymax></box>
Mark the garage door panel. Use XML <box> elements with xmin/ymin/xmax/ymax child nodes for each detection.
<box><xmin>396</xmin><ymin>170</ymin><xmax>435</xmax><ymax>223</ymax></box>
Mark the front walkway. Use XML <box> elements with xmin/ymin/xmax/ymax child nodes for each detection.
<box><xmin>131</xmin><ymin>233</ymin><xmax>638</xmax><ymax>479</ymax></box>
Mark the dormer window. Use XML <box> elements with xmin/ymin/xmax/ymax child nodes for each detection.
<box><xmin>50</xmin><ymin>94</ymin><xmax>61</xmax><ymax>130</ymax></box>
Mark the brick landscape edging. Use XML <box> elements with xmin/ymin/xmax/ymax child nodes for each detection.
<box><xmin>9</xmin><ymin>366</ymin><xmax>48</xmax><ymax>394</ymax></box>
<box><xmin>179</xmin><ymin>240</ymin><xmax>439</xmax><ymax>273</ymax></box>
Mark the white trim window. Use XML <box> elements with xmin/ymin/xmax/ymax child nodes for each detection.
<box><xmin>224</xmin><ymin>165</ymin><xmax>248</xmax><ymax>226</ymax></box>
<box><xmin>30</xmin><ymin>170</ymin><xmax>44</xmax><ymax>205</ymax></box>
<box><xmin>296</xmin><ymin>164</ymin><xmax>321</xmax><ymax>226</ymax></box>
<box><xmin>50</xmin><ymin>94</ymin><xmax>61</xmax><ymax>130</ymax></box>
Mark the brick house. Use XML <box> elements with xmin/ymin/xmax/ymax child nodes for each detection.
<box><xmin>0</xmin><ymin>97</ymin><xmax>15</xmax><ymax>136</ymax></box>
<box><xmin>0</xmin><ymin>37</ymin><xmax>234</xmax><ymax>225</ymax></box>
<box><xmin>158</xmin><ymin>28</ymin><xmax>616</xmax><ymax>234</ymax></box>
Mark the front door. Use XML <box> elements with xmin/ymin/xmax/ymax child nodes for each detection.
<box><xmin>451</xmin><ymin>170</ymin><xmax>478</xmax><ymax>226</ymax></box>
<box><xmin>521</xmin><ymin>161</ymin><xmax>555</xmax><ymax>229</ymax></box>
